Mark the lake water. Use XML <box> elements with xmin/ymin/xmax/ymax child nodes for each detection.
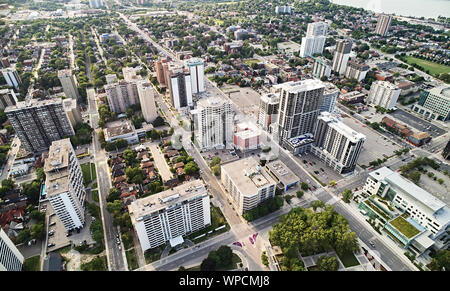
<box><xmin>330</xmin><ymin>0</ymin><xmax>450</xmax><ymax>19</ymax></box>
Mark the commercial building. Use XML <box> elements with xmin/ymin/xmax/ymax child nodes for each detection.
<box><xmin>332</xmin><ymin>39</ymin><xmax>352</xmax><ymax>75</ymax></box>
<box><xmin>233</xmin><ymin>122</ymin><xmax>261</xmax><ymax>152</ymax></box>
<box><xmin>221</xmin><ymin>157</ymin><xmax>277</xmax><ymax>214</ymax></box>
<box><xmin>0</xmin><ymin>89</ymin><xmax>18</xmax><ymax>110</ymax></box>
<box><xmin>196</xmin><ymin>97</ymin><xmax>233</xmax><ymax>150</ymax></box>
<box><xmin>58</xmin><ymin>69</ymin><xmax>80</xmax><ymax>100</ymax></box>
<box><xmin>1</xmin><ymin>67</ymin><xmax>21</xmax><ymax>89</ymax></box>
<box><xmin>375</xmin><ymin>14</ymin><xmax>392</xmax><ymax>36</ymax></box>
<box><xmin>185</xmin><ymin>58</ymin><xmax>205</xmax><ymax>95</ymax></box>
<box><xmin>137</xmin><ymin>82</ymin><xmax>158</xmax><ymax>123</ymax></box>
<box><xmin>104</xmin><ymin>120</ymin><xmax>139</xmax><ymax>144</ymax></box>
<box><xmin>44</xmin><ymin>139</ymin><xmax>86</xmax><ymax>232</ymax></box>
<box><xmin>89</xmin><ymin>0</ymin><xmax>103</xmax><ymax>8</ymax></box>
<box><xmin>361</xmin><ymin>167</ymin><xmax>450</xmax><ymax>255</ymax></box>
<box><xmin>408</xmin><ymin>132</ymin><xmax>431</xmax><ymax>147</ymax></box>
<box><xmin>105</xmin><ymin>80</ymin><xmax>139</xmax><ymax>113</ymax></box>
<box><xmin>5</xmin><ymin>98</ymin><xmax>74</xmax><ymax>153</ymax></box>
<box><xmin>0</xmin><ymin>228</ymin><xmax>24</xmax><ymax>271</ymax></box>
<box><xmin>321</xmin><ymin>82</ymin><xmax>339</xmax><ymax>113</ymax></box>
<box><xmin>312</xmin><ymin>56</ymin><xmax>332</xmax><ymax>79</ymax></box>
<box><xmin>265</xmin><ymin>160</ymin><xmax>299</xmax><ymax>192</ymax></box>
<box><xmin>128</xmin><ymin>180</ymin><xmax>211</xmax><ymax>252</ymax></box>
<box><xmin>258</xmin><ymin>93</ymin><xmax>279</xmax><ymax>132</ymax></box>
<box><xmin>167</xmin><ymin>64</ymin><xmax>193</xmax><ymax>109</ymax></box>
<box><xmin>62</xmin><ymin>98</ymin><xmax>82</xmax><ymax>128</ymax></box>
<box><xmin>276</xmin><ymin>79</ymin><xmax>324</xmax><ymax>152</ymax></box>
<box><xmin>412</xmin><ymin>86</ymin><xmax>450</xmax><ymax>121</ymax></box>
<box><xmin>367</xmin><ymin>81</ymin><xmax>401</xmax><ymax>110</ymax></box>
<box><xmin>299</xmin><ymin>22</ymin><xmax>328</xmax><ymax>58</ymax></box>
<box><xmin>344</xmin><ymin>60</ymin><xmax>370</xmax><ymax>82</ymax></box>
<box><xmin>312</xmin><ymin>112</ymin><xmax>365</xmax><ymax>174</ymax></box>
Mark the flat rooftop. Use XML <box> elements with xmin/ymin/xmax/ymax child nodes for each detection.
<box><xmin>319</xmin><ymin>112</ymin><xmax>366</xmax><ymax>142</ymax></box>
<box><xmin>44</xmin><ymin>139</ymin><xmax>73</xmax><ymax>197</ymax></box>
<box><xmin>266</xmin><ymin>160</ymin><xmax>299</xmax><ymax>186</ymax></box>
<box><xmin>4</xmin><ymin>98</ymin><xmax>63</xmax><ymax>112</ymax></box>
<box><xmin>274</xmin><ymin>79</ymin><xmax>325</xmax><ymax>94</ymax></box>
<box><xmin>104</xmin><ymin>120</ymin><xmax>136</xmax><ymax>138</ymax></box>
<box><xmin>221</xmin><ymin>157</ymin><xmax>276</xmax><ymax>196</ymax></box>
<box><xmin>128</xmin><ymin>180</ymin><xmax>208</xmax><ymax>224</ymax></box>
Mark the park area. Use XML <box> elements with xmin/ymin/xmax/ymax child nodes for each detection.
<box><xmin>81</xmin><ymin>162</ymin><xmax>97</xmax><ymax>186</ymax></box>
<box><xmin>404</xmin><ymin>56</ymin><xmax>450</xmax><ymax>76</ymax></box>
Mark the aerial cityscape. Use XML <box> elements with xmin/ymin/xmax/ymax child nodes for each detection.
<box><xmin>0</xmin><ymin>0</ymin><xmax>449</xmax><ymax>273</ymax></box>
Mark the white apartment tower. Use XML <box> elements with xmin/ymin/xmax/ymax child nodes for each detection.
<box><xmin>0</xmin><ymin>228</ymin><xmax>24</xmax><ymax>271</ymax></box>
<box><xmin>58</xmin><ymin>69</ymin><xmax>80</xmax><ymax>100</ymax></box>
<box><xmin>89</xmin><ymin>0</ymin><xmax>104</xmax><ymax>8</ymax></box>
<box><xmin>332</xmin><ymin>39</ymin><xmax>352</xmax><ymax>75</ymax></box>
<box><xmin>1</xmin><ymin>68</ymin><xmax>21</xmax><ymax>89</ymax></box>
<box><xmin>185</xmin><ymin>58</ymin><xmax>205</xmax><ymax>94</ymax></box>
<box><xmin>128</xmin><ymin>180</ymin><xmax>211</xmax><ymax>252</ymax></box>
<box><xmin>137</xmin><ymin>82</ymin><xmax>158</xmax><ymax>123</ymax></box>
<box><xmin>258</xmin><ymin>93</ymin><xmax>279</xmax><ymax>132</ymax></box>
<box><xmin>299</xmin><ymin>22</ymin><xmax>328</xmax><ymax>58</ymax></box>
<box><xmin>196</xmin><ymin>97</ymin><xmax>234</xmax><ymax>150</ymax></box>
<box><xmin>312</xmin><ymin>112</ymin><xmax>365</xmax><ymax>174</ymax></box>
<box><xmin>44</xmin><ymin>139</ymin><xmax>86</xmax><ymax>231</ymax></box>
<box><xmin>367</xmin><ymin>80</ymin><xmax>401</xmax><ymax>110</ymax></box>
<box><xmin>167</xmin><ymin>64</ymin><xmax>193</xmax><ymax>109</ymax></box>
<box><xmin>321</xmin><ymin>82</ymin><xmax>339</xmax><ymax>113</ymax></box>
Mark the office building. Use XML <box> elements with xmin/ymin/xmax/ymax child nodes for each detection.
<box><xmin>0</xmin><ymin>89</ymin><xmax>18</xmax><ymax>110</ymax></box>
<box><xmin>58</xmin><ymin>69</ymin><xmax>80</xmax><ymax>100</ymax></box>
<box><xmin>362</xmin><ymin>167</ymin><xmax>450</xmax><ymax>255</ymax></box>
<box><xmin>105</xmin><ymin>80</ymin><xmax>139</xmax><ymax>113</ymax></box>
<box><xmin>312</xmin><ymin>56</ymin><xmax>332</xmax><ymax>79</ymax></box>
<box><xmin>321</xmin><ymin>82</ymin><xmax>339</xmax><ymax>113</ymax></box>
<box><xmin>312</xmin><ymin>112</ymin><xmax>365</xmax><ymax>174</ymax></box>
<box><xmin>167</xmin><ymin>64</ymin><xmax>193</xmax><ymax>109</ymax></box>
<box><xmin>412</xmin><ymin>86</ymin><xmax>450</xmax><ymax>121</ymax></box>
<box><xmin>89</xmin><ymin>0</ymin><xmax>103</xmax><ymax>8</ymax></box>
<box><xmin>5</xmin><ymin>98</ymin><xmax>74</xmax><ymax>153</ymax></box>
<box><xmin>44</xmin><ymin>139</ymin><xmax>86</xmax><ymax>232</ymax></box>
<box><xmin>258</xmin><ymin>93</ymin><xmax>279</xmax><ymax>132</ymax></box>
<box><xmin>62</xmin><ymin>98</ymin><xmax>82</xmax><ymax>128</ymax></box>
<box><xmin>375</xmin><ymin>14</ymin><xmax>392</xmax><ymax>36</ymax></box>
<box><xmin>345</xmin><ymin>60</ymin><xmax>370</xmax><ymax>82</ymax></box>
<box><xmin>300</xmin><ymin>22</ymin><xmax>328</xmax><ymax>58</ymax></box>
<box><xmin>0</xmin><ymin>228</ymin><xmax>24</xmax><ymax>271</ymax></box>
<box><xmin>137</xmin><ymin>82</ymin><xmax>158</xmax><ymax>123</ymax></box>
<box><xmin>332</xmin><ymin>39</ymin><xmax>352</xmax><ymax>75</ymax></box>
<box><xmin>276</xmin><ymin>79</ymin><xmax>324</xmax><ymax>151</ymax></box>
<box><xmin>129</xmin><ymin>180</ymin><xmax>211</xmax><ymax>252</ymax></box>
<box><xmin>1</xmin><ymin>68</ymin><xmax>21</xmax><ymax>89</ymax></box>
<box><xmin>185</xmin><ymin>58</ymin><xmax>205</xmax><ymax>95</ymax></box>
<box><xmin>196</xmin><ymin>97</ymin><xmax>233</xmax><ymax>150</ymax></box>
<box><xmin>367</xmin><ymin>80</ymin><xmax>401</xmax><ymax>110</ymax></box>
<box><xmin>221</xmin><ymin>157</ymin><xmax>277</xmax><ymax>214</ymax></box>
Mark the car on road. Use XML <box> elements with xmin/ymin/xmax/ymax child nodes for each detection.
<box><xmin>369</xmin><ymin>242</ymin><xmax>375</xmax><ymax>248</ymax></box>
<box><xmin>314</xmin><ymin>170</ymin><xmax>320</xmax><ymax>175</ymax></box>
<box><xmin>47</xmin><ymin>243</ymin><xmax>55</xmax><ymax>248</ymax></box>
<box><xmin>249</xmin><ymin>237</ymin><xmax>254</xmax><ymax>244</ymax></box>
<box><xmin>48</xmin><ymin>230</ymin><xmax>55</xmax><ymax>236</ymax></box>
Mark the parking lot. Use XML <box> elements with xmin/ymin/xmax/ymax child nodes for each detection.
<box><xmin>202</xmin><ymin>148</ymin><xmax>240</xmax><ymax>165</ymax></box>
<box><xmin>294</xmin><ymin>153</ymin><xmax>344</xmax><ymax>186</ymax></box>
<box><xmin>340</xmin><ymin>116</ymin><xmax>402</xmax><ymax>166</ymax></box>
<box><xmin>389</xmin><ymin>108</ymin><xmax>446</xmax><ymax>137</ymax></box>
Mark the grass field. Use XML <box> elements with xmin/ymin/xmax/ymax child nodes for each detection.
<box><xmin>81</xmin><ymin>163</ymin><xmax>97</xmax><ymax>186</ymax></box>
<box><xmin>126</xmin><ymin>249</ymin><xmax>139</xmax><ymax>270</ymax></box>
<box><xmin>22</xmin><ymin>255</ymin><xmax>40</xmax><ymax>271</ymax></box>
<box><xmin>404</xmin><ymin>56</ymin><xmax>450</xmax><ymax>75</ymax></box>
<box><xmin>243</xmin><ymin>59</ymin><xmax>260</xmax><ymax>66</ymax></box>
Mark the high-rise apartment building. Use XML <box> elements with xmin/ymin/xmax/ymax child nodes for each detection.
<box><xmin>321</xmin><ymin>82</ymin><xmax>339</xmax><ymax>113</ymax></box>
<box><xmin>105</xmin><ymin>80</ymin><xmax>139</xmax><ymax>113</ymax></box>
<box><xmin>137</xmin><ymin>81</ymin><xmax>158</xmax><ymax>123</ymax></box>
<box><xmin>0</xmin><ymin>89</ymin><xmax>18</xmax><ymax>110</ymax></box>
<box><xmin>332</xmin><ymin>39</ymin><xmax>352</xmax><ymax>75</ymax></box>
<box><xmin>62</xmin><ymin>98</ymin><xmax>82</xmax><ymax>128</ymax></box>
<box><xmin>367</xmin><ymin>80</ymin><xmax>401</xmax><ymax>110</ymax></box>
<box><xmin>58</xmin><ymin>69</ymin><xmax>80</xmax><ymax>100</ymax></box>
<box><xmin>375</xmin><ymin>14</ymin><xmax>392</xmax><ymax>36</ymax></box>
<box><xmin>167</xmin><ymin>64</ymin><xmax>193</xmax><ymax>109</ymax></box>
<box><xmin>221</xmin><ymin>156</ymin><xmax>277</xmax><ymax>214</ymax></box>
<box><xmin>44</xmin><ymin>139</ymin><xmax>86</xmax><ymax>232</ymax></box>
<box><xmin>155</xmin><ymin>57</ymin><xmax>169</xmax><ymax>86</ymax></box>
<box><xmin>275</xmin><ymin>5</ymin><xmax>293</xmax><ymax>14</ymax></box>
<box><xmin>312</xmin><ymin>112</ymin><xmax>365</xmax><ymax>174</ymax></box>
<box><xmin>185</xmin><ymin>58</ymin><xmax>205</xmax><ymax>95</ymax></box>
<box><xmin>0</xmin><ymin>228</ymin><xmax>24</xmax><ymax>271</ymax></box>
<box><xmin>1</xmin><ymin>67</ymin><xmax>21</xmax><ymax>89</ymax></box>
<box><xmin>412</xmin><ymin>86</ymin><xmax>450</xmax><ymax>121</ymax></box>
<box><xmin>312</xmin><ymin>56</ymin><xmax>332</xmax><ymax>79</ymax></box>
<box><xmin>300</xmin><ymin>22</ymin><xmax>328</xmax><ymax>58</ymax></box>
<box><xmin>128</xmin><ymin>180</ymin><xmax>211</xmax><ymax>252</ymax></box>
<box><xmin>89</xmin><ymin>0</ymin><xmax>103</xmax><ymax>9</ymax></box>
<box><xmin>196</xmin><ymin>97</ymin><xmax>234</xmax><ymax>149</ymax></box>
<box><xmin>258</xmin><ymin>93</ymin><xmax>279</xmax><ymax>132</ymax></box>
<box><xmin>344</xmin><ymin>60</ymin><xmax>370</xmax><ymax>82</ymax></box>
<box><xmin>5</xmin><ymin>98</ymin><xmax>74</xmax><ymax>153</ymax></box>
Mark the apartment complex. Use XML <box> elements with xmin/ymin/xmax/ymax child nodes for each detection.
<box><xmin>321</xmin><ymin>82</ymin><xmax>339</xmax><ymax>113</ymax></box>
<box><xmin>137</xmin><ymin>82</ymin><xmax>158</xmax><ymax>123</ymax></box>
<box><xmin>367</xmin><ymin>80</ymin><xmax>401</xmax><ymax>110</ymax></box>
<box><xmin>1</xmin><ymin>67</ymin><xmax>21</xmax><ymax>89</ymax></box>
<box><xmin>155</xmin><ymin>57</ymin><xmax>169</xmax><ymax>86</ymax></box>
<box><xmin>105</xmin><ymin>80</ymin><xmax>139</xmax><ymax>113</ymax></box>
<box><xmin>300</xmin><ymin>22</ymin><xmax>328</xmax><ymax>58</ymax></box>
<box><xmin>167</xmin><ymin>64</ymin><xmax>193</xmax><ymax>109</ymax></box>
<box><xmin>0</xmin><ymin>89</ymin><xmax>18</xmax><ymax>110</ymax></box>
<box><xmin>5</xmin><ymin>98</ymin><xmax>74</xmax><ymax>153</ymax></box>
<box><xmin>312</xmin><ymin>112</ymin><xmax>365</xmax><ymax>174</ymax></box>
<box><xmin>221</xmin><ymin>157</ymin><xmax>277</xmax><ymax>214</ymax></box>
<box><xmin>375</xmin><ymin>14</ymin><xmax>392</xmax><ymax>36</ymax></box>
<box><xmin>412</xmin><ymin>86</ymin><xmax>450</xmax><ymax>121</ymax></box>
<box><xmin>44</xmin><ymin>139</ymin><xmax>86</xmax><ymax>232</ymax></box>
<box><xmin>258</xmin><ymin>93</ymin><xmax>279</xmax><ymax>132</ymax></box>
<box><xmin>344</xmin><ymin>60</ymin><xmax>370</xmax><ymax>82</ymax></box>
<box><xmin>89</xmin><ymin>0</ymin><xmax>103</xmax><ymax>8</ymax></box>
<box><xmin>312</xmin><ymin>56</ymin><xmax>332</xmax><ymax>79</ymax></box>
<box><xmin>185</xmin><ymin>58</ymin><xmax>205</xmax><ymax>95</ymax></box>
<box><xmin>0</xmin><ymin>228</ymin><xmax>24</xmax><ymax>271</ymax></box>
<box><xmin>128</xmin><ymin>180</ymin><xmax>211</xmax><ymax>252</ymax></box>
<box><xmin>332</xmin><ymin>39</ymin><xmax>352</xmax><ymax>75</ymax></box>
<box><xmin>62</xmin><ymin>98</ymin><xmax>82</xmax><ymax>128</ymax></box>
<box><xmin>196</xmin><ymin>97</ymin><xmax>233</xmax><ymax>149</ymax></box>
<box><xmin>58</xmin><ymin>69</ymin><xmax>80</xmax><ymax>100</ymax></box>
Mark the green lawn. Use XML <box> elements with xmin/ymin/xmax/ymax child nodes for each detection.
<box><xmin>22</xmin><ymin>255</ymin><xmax>40</xmax><ymax>271</ymax></box>
<box><xmin>337</xmin><ymin>252</ymin><xmax>360</xmax><ymax>268</ymax></box>
<box><xmin>80</xmin><ymin>255</ymin><xmax>107</xmax><ymax>271</ymax></box>
<box><xmin>244</xmin><ymin>59</ymin><xmax>260</xmax><ymax>66</ymax></box>
<box><xmin>126</xmin><ymin>248</ymin><xmax>139</xmax><ymax>270</ymax></box>
<box><xmin>81</xmin><ymin>163</ymin><xmax>97</xmax><ymax>186</ymax></box>
<box><xmin>404</xmin><ymin>56</ymin><xmax>450</xmax><ymax>75</ymax></box>
<box><xmin>389</xmin><ymin>216</ymin><xmax>421</xmax><ymax>238</ymax></box>
<box><xmin>186</xmin><ymin>205</ymin><xmax>230</xmax><ymax>243</ymax></box>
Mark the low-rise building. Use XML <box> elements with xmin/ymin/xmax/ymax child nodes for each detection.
<box><xmin>104</xmin><ymin>120</ymin><xmax>139</xmax><ymax>144</ymax></box>
<box><xmin>265</xmin><ymin>160</ymin><xmax>299</xmax><ymax>192</ymax></box>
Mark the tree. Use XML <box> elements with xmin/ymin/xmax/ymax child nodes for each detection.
<box><xmin>184</xmin><ymin>161</ymin><xmax>199</xmax><ymax>175</ymax></box>
<box><xmin>106</xmin><ymin>188</ymin><xmax>121</xmax><ymax>203</ymax></box>
<box><xmin>427</xmin><ymin>250</ymin><xmax>450</xmax><ymax>271</ymax></box>
<box><xmin>178</xmin><ymin>266</ymin><xmax>186</xmax><ymax>271</ymax></box>
<box><xmin>152</xmin><ymin>116</ymin><xmax>165</xmax><ymax>127</ymax></box>
<box><xmin>409</xmin><ymin>171</ymin><xmax>421</xmax><ymax>184</ymax></box>
<box><xmin>329</xmin><ymin>181</ymin><xmax>336</xmax><ymax>187</ymax></box>
<box><xmin>310</xmin><ymin>200</ymin><xmax>325</xmax><ymax>211</ymax></box>
<box><xmin>261</xmin><ymin>252</ymin><xmax>269</xmax><ymax>266</ymax></box>
<box><xmin>317</xmin><ymin>256</ymin><xmax>339</xmax><ymax>271</ymax></box>
<box><xmin>211</xmin><ymin>164</ymin><xmax>221</xmax><ymax>176</ymax></box>
<box><xmin>17</xmin><ymin>229</ymin><xmax>32</xmax><ymax>244</ymax></box>
<box><xmin>215</xmin><ymin>245</ymin><xmax>233</xmax><ymax>268</ymax></box>
<box><xmin>36</xmin><ymin>168</ymin><xmax>45</xmax><ymax>182</ymax></box>
<box><xmin>200</xmin><ymin>257</ymin><xmax>216</xmax><ymax>271</ymax></box>
<box><xmin>125</xmin><ymin>167</ymin><xmax>144</xmax><ymax>185</ymax></box>
<box><xmin>342</xmin><ymin>189</ymin><xmax>353</xmax><ymax>203</ymax></box>
<box><xmin>301</xmin><ymin>182</ymin><xmax>309</xmax><ymax>191</ymax></box>
<box><xmin>30</xmin><ymin>210</ymin><xmax>45</xmax><ymax>222</ymax></box>
<box><xmin>296</xmin><ymin>191</ymin><xmax>304</xmax><ymax>199</ymax></box>
<box><xmin>123</xmin><ymin>149</ymin><xmax>138</xmax><ymax>167</ymax></box>
<box><xmin>31</xmin><ymin>223</ymin><xmax>45</xmax><ymax>240</ymax></box>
